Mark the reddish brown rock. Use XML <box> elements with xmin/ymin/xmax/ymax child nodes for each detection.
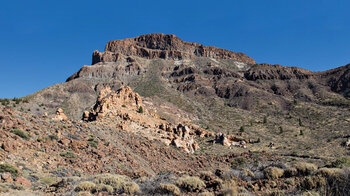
<box><xmin>14</xmin><ymin>177</ymin><xmax>32</xmax><ymax>188</ymax></box>
<box><xmin>1</xmin><ymin>172</ymin><xmax>12</xmax><ymax>183</ymax></box>
<box><xmin>2</xmin><ymin>140</ymin><xmax>18</xmax><ymax>152</ymax></box>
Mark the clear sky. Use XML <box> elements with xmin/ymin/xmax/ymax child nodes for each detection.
<box><xmin>1</xmin><ymin>0</ymin><xmax>349</xmax><ymax>98</ymax></box>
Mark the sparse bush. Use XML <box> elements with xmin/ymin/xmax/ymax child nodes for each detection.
<box><xmin>158</xmin><ymin>183</ymin><xmax>181</xmax><ymax>195</ymax></box>
<box><xmin>263</xmin><ymin>116</ymin><xmax>267</xmax><ymax>124</ymax></box>
<box><xmin>87</xmin><ymin>135</ymin><xmax>99</xmax><ymax>148</ymax></box>
<box><xmin>294</xmin><ymin>162</ymin><xmax>318</xmax><ymax>176</ymax></box>
<box><xmin>176</xmin><ymin>176</ymin><xmax>206</xmax><ymax>192</ymax></box>
<box><xmin>264</xmin><ymin>167</ymin><xmax>284</xmax><ymax>179</ymax></box>
<box><xmin>75</xmin><ymin>181</ymin><xmax>96</xmax><ymax>192</ymax></box>
<box><xmin>0</xmin><ymin>163</ymin><xmax>19</xmax><ymax>178</ymax></box>
<box><xmin>239</xmin><ymin>126</ymin><xmax>245</xmax><ymax>132</ymax></box>
<box><xmin>231</xmin><ymin>157</ymin><xmax>247</xmax><ymax>169</ymax></box>
<box><xmin>10</xmin><ymin>129</ymin><xmax>31</xmax><ymax>140</ymax></box>
<box><xmin>48</xmin><ymin>134</ymin><xmax>58</xmax><ymax>141</ymax></box>
<box><xmin>60</xmin><ymin>151</ymin><xmax>76</xmax><ymax>159</ymax></box>
<box><xmin>331</xmin><ymin>156</ymin><xmax>350</xmax><ymax>168</ymax></box>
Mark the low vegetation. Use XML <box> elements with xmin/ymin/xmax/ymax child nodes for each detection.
<box><xmin>10</xmin><ymin>129</ymin><xmax>31</xmax><ymax>140</ymax></box>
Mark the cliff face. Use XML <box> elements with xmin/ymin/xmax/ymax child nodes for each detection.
<box><xmin>92</xmin><ymin>33</ymin><xmax>256</xmax><ymax>64</ymax></box>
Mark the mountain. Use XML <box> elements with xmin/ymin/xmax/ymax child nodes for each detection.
<box><xmin>0</xmin><ymin>33</ymin><xmax>349</xmax><ymax>195</ymax></box>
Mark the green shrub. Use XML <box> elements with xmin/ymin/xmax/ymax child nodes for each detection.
<box><xmin>0</xmin><ymin>163</ymin><xmax>19</xmax><ymax>178</ymax></box>
<box><xmin>279</xmin><ymin>126</ymin><xmax>283</xmax><ymax>134</ymax></box>
<box><xmin>264</xmin><ymin>167</ymin><xmax>284</xmax><ymax>179</ymax></box>
<box><xmin>300</xmin><ymin>130</ymin><xmax>304</xmax><ymax>136</ymax></box>
<box><xmin>60</xmin><ymin>151</ymin><xmax>76</xmax><ymax>159</ymax></box>
<box><xmin>239</xmin><ymin>126</ymin><xmax>245</xmax><ymax>132</ymax></box>
<box><xmin>299</xmin><ymin>118</ymin><xmax>303</xmax><ymax>126</ymax></box>
<box><xmin>263</xmin><ymin>116</ymin><xmax>267</xmax><ymax>123</ymax></box>
<box><xmin>176</xmin><ymin>176</ymin><xmax>205</xmax><ymax>192</ymax></box>
<box><xmin>138</xmin><ymin>106</ymin><xmax>144</xmax><ymax>113</ymax></box>
<box><xmin>10</xmin><ymin>129</ymin><xmax>31</xmax><ymax>140</ymax></box>
<box><xmin>158</xmin><ymin>183</ymin><xmax>181</xmax><ymax>195</ymax></box>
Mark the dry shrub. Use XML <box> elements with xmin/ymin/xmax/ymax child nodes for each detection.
<box><xmin>94</xmin><ymin>174</ymin><xmax>129</xmax><ymax>192</ymax></box>
<box><xmin>123</xmin><ymin>181</ymin><xmax>140</xmax><ymax>195</ymax></box>
<box><xmin>199</xmin><ymin>191</ymin><xmax>215</xmax><ymax>196</ymax></box>
<box><xmin>76</xmin><ymin>191</ymin><xmax>93</xmax><ymax>196</ymax></box>
<box><xmin>294</xmin><ymin>162</ymin><xmax>318</xmax><ymax>176</ymax></box>
<box><xmin>158</xmin><ymin>183</ymin><xmax>181</xmax><ymax>195</ymax></box>
<box><xmin>316</xmin><ymin>168</ymin><xmax>343</xmax><ymax>178</ymax></box>
<box><xmin>302</xmin><ymin>176</ymin><xmax>327</xmax><ymax>190</ymax></box>
<box><xmin>176</xmin><ymin>176</ymin><xmax>206</xmax><ymax>192</ymax></box>
<box><xmin>241</xmin><ymin>168</ymin><xmax>255</xmax><ymax>178</ymax></box>
<box><xmin>75</xmin><ymin>181</ymin><xmax>96</xmax><ymax>192</ymax></box>
<box><xmin>95</xmin><ymin>184</ymin><xmax>114</xmax><ymax>194</ymax></box>
<box><xmin>264</xmin><ymin>167</ymin><xmax>284</xmax><ymax>179</ymax></box>
<box><xmin>284</xmin><ymin>167</ymin><xmax>298</xmax><ymax>177</ymax></box>
<box><xmin>221</xmin><ymin>179</ymin><xmax>238</xmax><ymax>196</ymax></box>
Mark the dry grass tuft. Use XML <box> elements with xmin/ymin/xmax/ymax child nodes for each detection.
<box><xmin>123</xmin><ymin>181</ymin><xmax>140</xmax><ymax>195</ymax></box>
<box><xmin>158</xmin><ymin>183</ymin><xmax>181</xmax><ymax>195</ymax></box>
<box><xmin>294</xmin><ymin>162</ymin><xmax>318</xmax><ymax>176</ymax></box>
<box><xmin>75</xmin><ymin>181</ymin><xmax>96</xmax><ymax>192</ymax></box>
<box><xmin>176</xmin><ymin>176</ymin><xmax>206</xmax><ymax>192</ymax></box>
<box><xmin>264</xmin><ymin>167</ymin><xmax>284</xmax><ymax>179</ymax></box>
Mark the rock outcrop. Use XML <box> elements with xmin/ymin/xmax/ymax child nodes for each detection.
<box><xmin>52</xmin><ymin>108</ymin><xmax>68</xmax><ymax>121</ymax></box>
<box><xmin>92</xmin><ymin>33</ymin><xmax>255</xmax><ymax>64</ymax></box>
<box><xmin>83</xmin><ymin>86</ymin><xmax>215</xmax><ymax>153</ymax></box>
<box><xmin>83</xmin><ymin>86</ymin><xmax>143</xmax><ymax>121</ymax></box>
<box><xmin>214</xmin><ymin>132</ymin><xmax>247</xmax><ymax>148</ymax></box>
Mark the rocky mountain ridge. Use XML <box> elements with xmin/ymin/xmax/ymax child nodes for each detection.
<box><xmin>92</xmin><ymin>33</ymin><xmax>256</xmax><ymax>64</ymax></box>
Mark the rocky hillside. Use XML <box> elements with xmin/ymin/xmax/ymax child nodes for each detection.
<box><xmin>0</xmin><ymin>33</ymin><xmax>349</xmax><ymax>195</ymax></box>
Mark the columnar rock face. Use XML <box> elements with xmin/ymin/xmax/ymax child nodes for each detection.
<box><xmin>92</xmin><ymin>33</ymin><xmax>255</xmax><ymax>64</ymax></box>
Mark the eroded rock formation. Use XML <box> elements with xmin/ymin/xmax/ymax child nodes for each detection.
<box><xmin>83</xmin><ymin>86</ymin><xmax>215</xmax><ymax>153</ymax></box>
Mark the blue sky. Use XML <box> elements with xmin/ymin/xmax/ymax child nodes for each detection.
<box><xmin>0</xmin><ymin>0</ymin><xmax>349</xmax><ymax>98</ymax></box>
